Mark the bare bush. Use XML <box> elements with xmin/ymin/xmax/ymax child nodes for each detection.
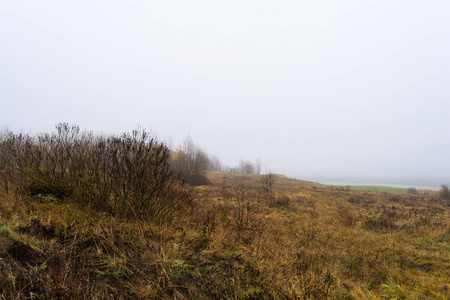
<box><xmin>220</xmin><ymin>182</ymin><xmax>264</xmax><ymax>243</ymax></box>
<box><xmin>0</xmin><ymin>123</ymin><xmax>191</xmax><ymax>223</ymax></box>
<box><xmin>439</xmin><ymin>184</ymin><xmax>450</xmax><ymax>202</ymax></box>
<box><xmin>338</xmin><ymin>207</ymin><xmax>357</xmax><ymax>227</ymax></box>
<box><xmin>407</xmin><ymin>187</ymin><xmax>418</xmax><ymax>195</ymax></box>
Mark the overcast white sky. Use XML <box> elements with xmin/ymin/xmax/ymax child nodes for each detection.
<box><xmin>1</xmin><ymin>1</ymin><xmax>449</xmax><ymax>186</ymax></box>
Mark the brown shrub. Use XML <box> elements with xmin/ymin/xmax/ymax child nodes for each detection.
<box><xmin>338</xmin><ymin>207</ymin><xmax>357</xmax><ymax>227</ymax></box>
<box><xmin>0</xmin><ymin>123</ymin><xmax>192</xmax><ymax>223</ymax></box>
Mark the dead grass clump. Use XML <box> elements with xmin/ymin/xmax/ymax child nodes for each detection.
<box><xmin>271</xmin><ymin>194</ymin><xmax>291</xmax><ymax>208</ymax></box>
<box><xmin>340</xmin><ymin>246</ymin><xmax>389</xmax><ymax>289</ymax></box>
<box><xmin>294</xmin><ymin>248</ymin><xmax>334</xmax><ymax>299</ymax></box>
<box><xmin>348</xmin><ymin>194</ymin><xmax>376</xmax><ymax>209</ymax></box>
<box><xmin>363</xmin><ymin>206</ymin><xmax>399</xmax><ymax>230</ymax></box>
<box><xmin>338</xmin><ymin>207</ymin><xmax>357</xmax><ymax>227</ymax></box>
<box><xmin>194</xmin><ymin>202</ymin><xmax>220</xmax><ymax>236</ymax></box>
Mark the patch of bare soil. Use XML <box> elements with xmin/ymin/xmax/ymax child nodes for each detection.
<box><xmin>6</xmin><ymin>240</ymin><xmax>42</xmax><ymax>266</ymax></box>
<box><xmin>19</xmin><ymin>218</ymin><xmax>57</xmax><ymax>239</ymax></box>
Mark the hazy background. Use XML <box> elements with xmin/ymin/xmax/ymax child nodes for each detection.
<box><xmin>1</xmin><ymin>1</ymin><xmax>449</xmax><ymax>187</ymax></box>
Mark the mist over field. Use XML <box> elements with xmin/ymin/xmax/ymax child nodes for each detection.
<box><xmin>1</xmin><ymin>1</ymin><xmax>449</xmax><ymax>187</ymax></box>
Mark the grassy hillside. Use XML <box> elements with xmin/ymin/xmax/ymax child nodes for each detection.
<box><xmin>206</xmin><ymin>171</ymin><xmax>318</xmax><ymax>187</ymax></box>
<box><xmin>1</xmin><ymin>172</ymin><xmax>449</xmax><ymax>299</ymax></box>
<box><xmin>317</xmin><ymin>184</ymin><xmax>410</xmax><ymax>194</ymax></box>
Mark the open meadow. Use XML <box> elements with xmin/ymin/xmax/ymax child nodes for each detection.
<box><xmin>1</xmin><ymin>168</ymin><xmax>449</xmax><ymax>299</ymax></box>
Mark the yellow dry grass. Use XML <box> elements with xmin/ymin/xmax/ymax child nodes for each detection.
<box><xmin>0</xmin><ymin>173</ymin><xmax>449</xmax><ymax>299</ymax></box>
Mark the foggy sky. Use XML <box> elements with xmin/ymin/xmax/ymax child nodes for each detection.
<box><xmin>1</xmin><ymin>1</ymin><xmax>449</xmax><ymax>186</ymax></box>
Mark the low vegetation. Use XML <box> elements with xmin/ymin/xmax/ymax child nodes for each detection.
<box><xmin>0</xmin><ymin>125</ymin><xmax>449</xmax><ymax>299</ymax></box>
<box><xmin>318</xmin><ymin>184</ymin><xmax>411</xmax><ymax>194</ymax></box>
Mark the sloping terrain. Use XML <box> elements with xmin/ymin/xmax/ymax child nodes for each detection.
<box><xmin>206</xmin><ymin>171</ymin><xmax>318</xmax><ymax>187</ymax></box>
<box><xmin>1</xmin><ymin>174</ymin><xmax>449</xmax><ymax>299</ymax></box>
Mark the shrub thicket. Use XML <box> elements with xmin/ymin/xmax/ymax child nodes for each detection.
<box><xmin>0</xmin><ymin>123</ymin><xmax>191</xmax><ymax>222</ymax></box>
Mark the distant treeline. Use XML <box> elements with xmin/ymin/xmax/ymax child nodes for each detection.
<box><xmin>170</xmin><ymin>135</ymin><xmax>263</xmax><ymax>185</ymax></box>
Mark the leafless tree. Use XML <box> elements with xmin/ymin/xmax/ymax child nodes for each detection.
<box><xmin>260</xmin><ymin>171</ymin><xmax>274</xmax><ymax>206</ymax></box>
<box><xmin>256</xmin><ymin>158</ymin><xmax>262</xmax><ymax>175</ymax></box>
<box><xmin>208</xmin><ymin>155</ymin><xmax>223</xmax><ymax>171</ymax></box>
<box><xmin>239</xmin><ymin>159</ymin><xmax>255</xmax><ymax>174</ymax></box>
<box><xmin>171</xmin><ymin>135</ymin><xmax>211</xmax><ymax>185</ymax></box>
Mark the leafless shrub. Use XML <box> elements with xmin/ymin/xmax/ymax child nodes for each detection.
<box><xmin>0</xmin><ymin>123</ymin><xmax>191</xmax><ymax>223</ymax></box>
<box><xmin>0</xmin><ymin>132</ymin><xmax>13</xmax><ymax>193</ymax></box>
<box><xmin>221</xmin><ymin>183</ymin><xmax>265</xmax><ymax>243</ymax></box>
<box><xmin>338</xmin><ymin>207</ymin><xmax>357</xmax><ymax>227</ymax></box>
<box><xmin>439</xmin><ymin>184</ymin><xmax>450</xmax><ymax>202</ymax></box>
<box><xmin>407</xmin><ymin>187</ymin><xmax>419</xmax><ymax>195</ymax></box>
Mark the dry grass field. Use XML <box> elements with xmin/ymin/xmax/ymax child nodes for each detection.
<box><xmin>1</xmin><ymin>170</ymin><xmax>449</xmax><ymax>299</ymax></box>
